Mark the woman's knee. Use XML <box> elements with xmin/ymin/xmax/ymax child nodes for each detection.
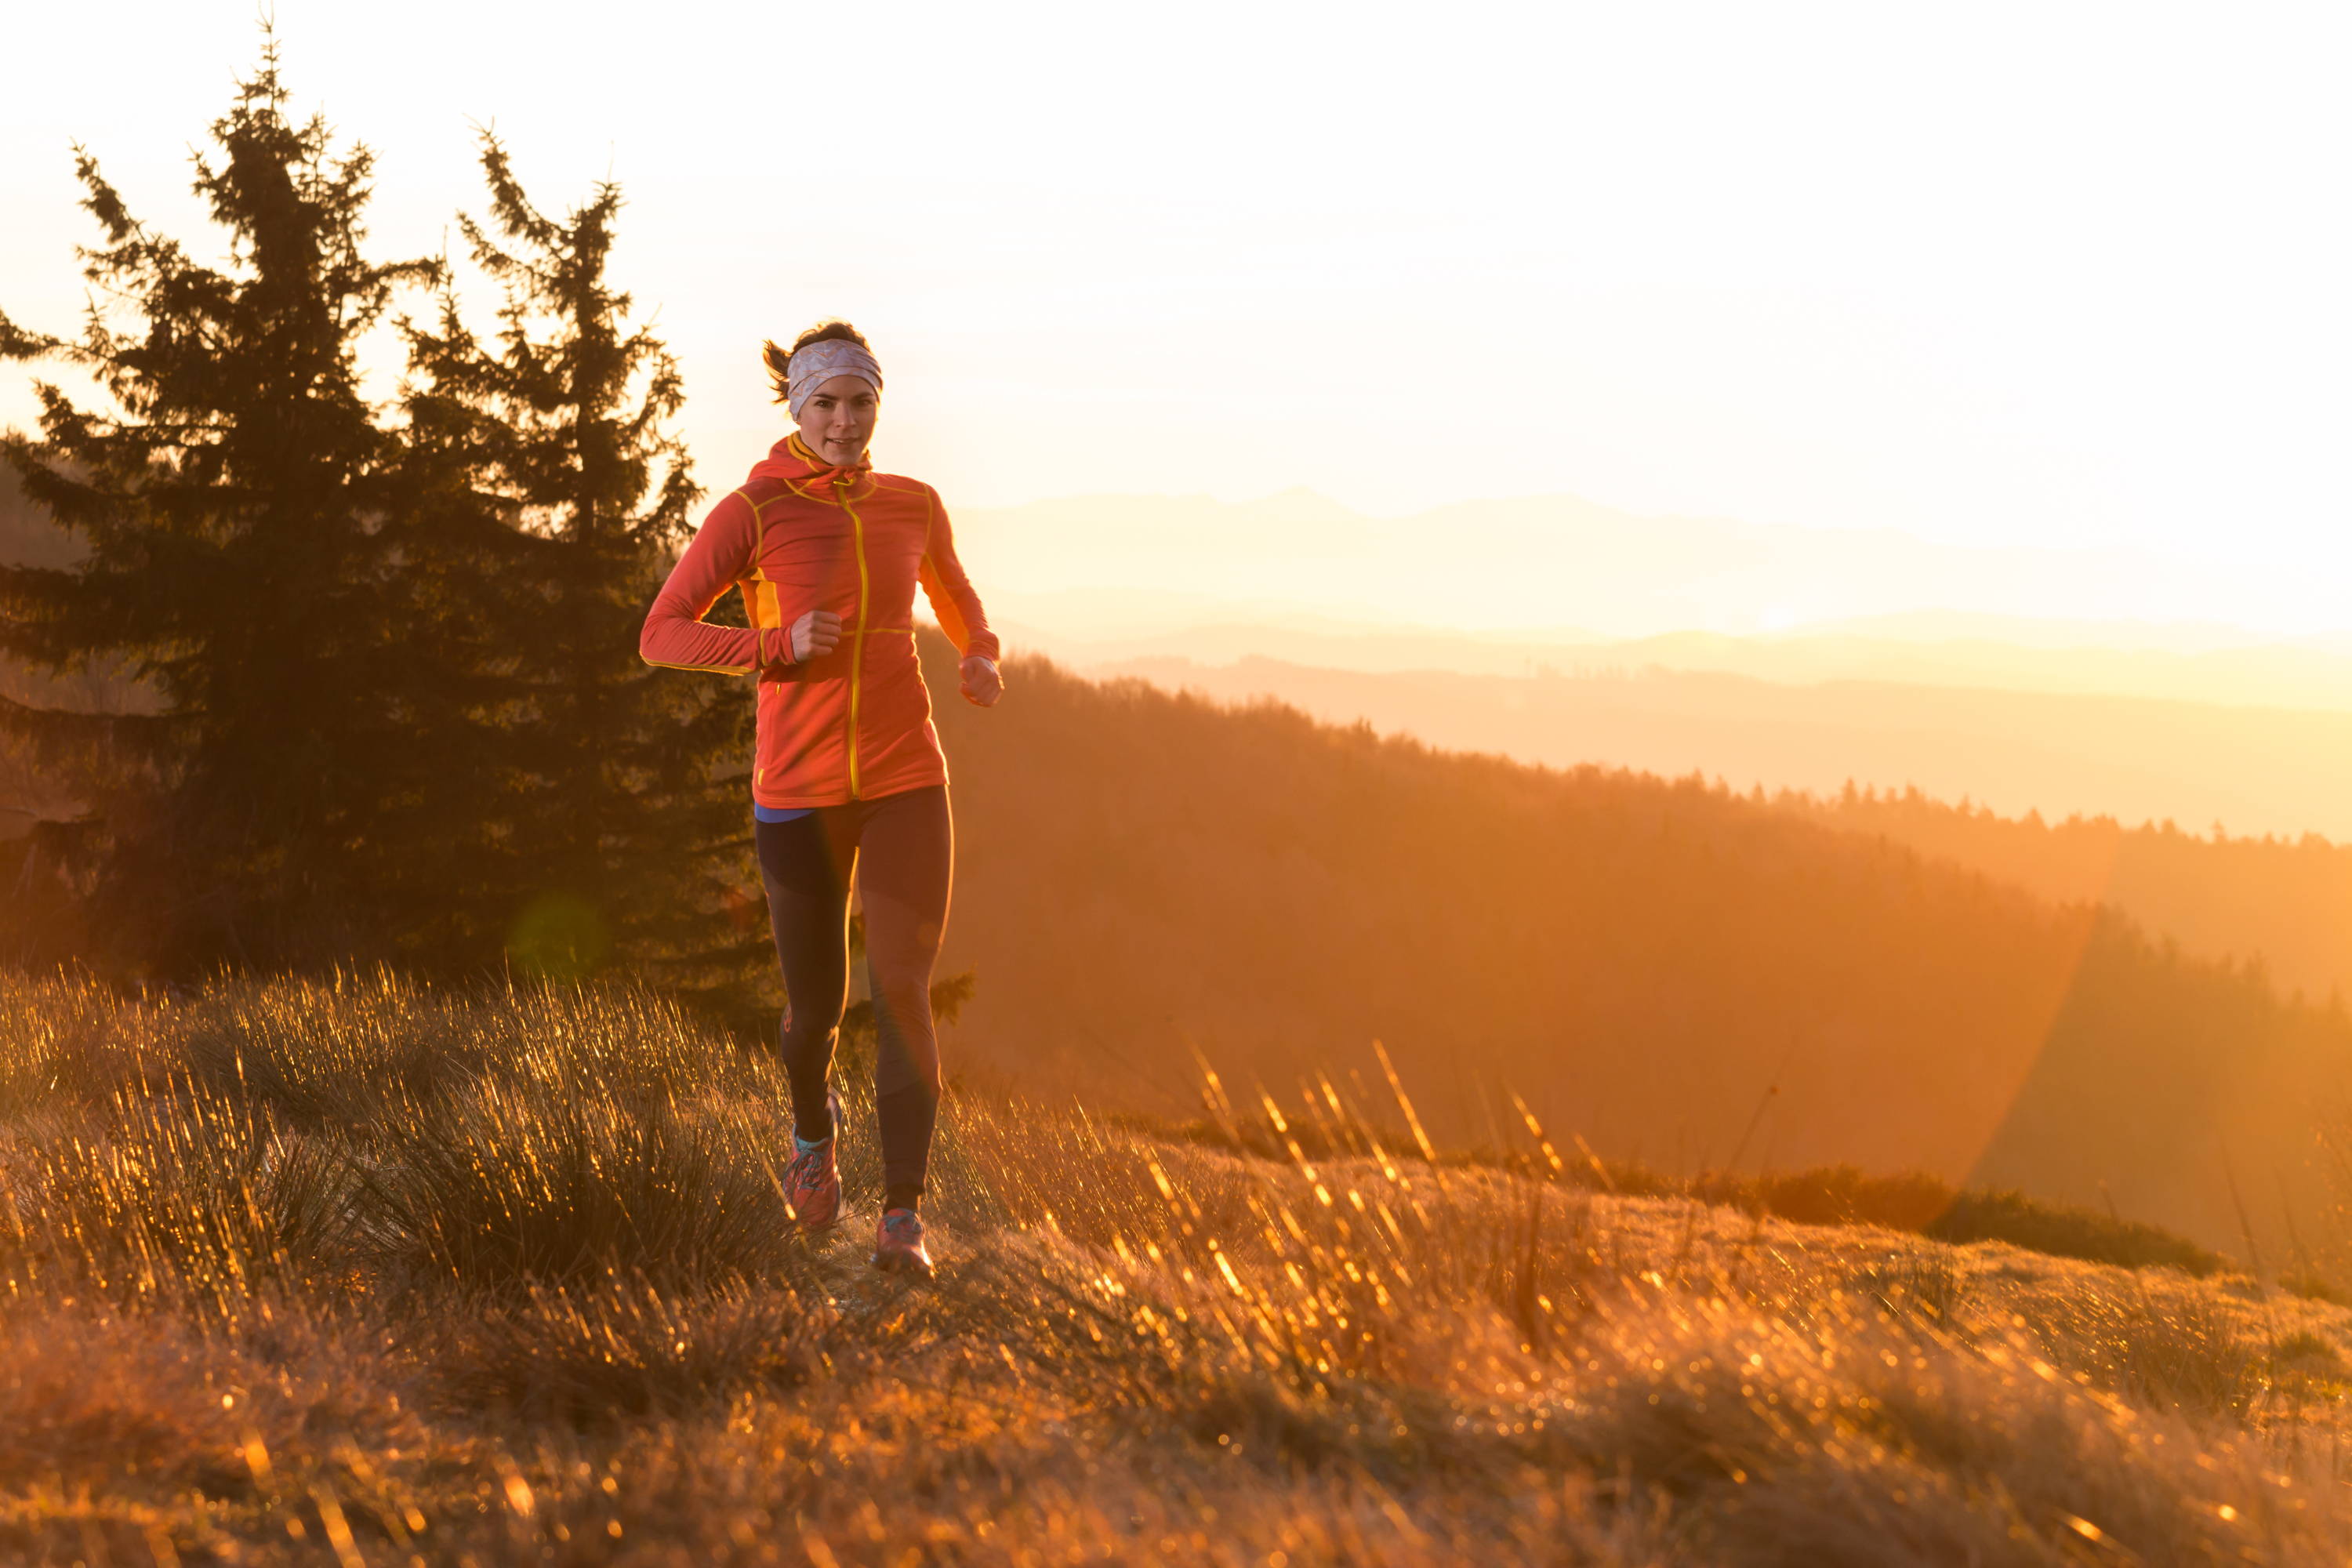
<box><xmin>874</xmin><ymin>1034</ymin><xmax>942</xmax><ymax>1102</ymax></box>
<box><xmin>867</xmin><ymin>978</ymin><xmax>941</xmax><ymax>1097</ymax></box>
<box><xmin>779</xmin><ymin>1010</ymin><xmax>841</xmax><ymax>1068</ymax></box>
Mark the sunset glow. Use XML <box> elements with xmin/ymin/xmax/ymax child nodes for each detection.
<box><xmin>6</xmin><ymin>2</ymin><xmax>2350</xmax><ymax>634</ymax></box>
<box><xmin>15</xmin><ymin>10</ymin><xmax>2352</xmax><ymax>1557</ymax></box>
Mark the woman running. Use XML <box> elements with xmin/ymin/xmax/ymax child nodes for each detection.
<box><xmin>639</xmin><ymin>321</ymin><xmax>1002</xmax><ymax>1278</ymax></box>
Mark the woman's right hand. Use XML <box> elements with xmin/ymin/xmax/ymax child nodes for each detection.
<box><xmin>789</xmin><ymin>609</ymin><xmax>844</xmax><ymax>663</ymax></box>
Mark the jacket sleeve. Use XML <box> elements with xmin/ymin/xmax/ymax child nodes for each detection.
<box><xmin>917</xmin><ymin>488</ymin><xmax>1001</xmax><ymax>662</ymax></box>
<box><xmin>641</xmin><ymin>490</ymin><xmax>790</xmax><ymax>675</ymax></box>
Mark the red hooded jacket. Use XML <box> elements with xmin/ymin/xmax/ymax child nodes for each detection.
<box><xmin>640</xmin><ymin>434</ymin><xmax>1000</xmax><ymax>808</ymax></box>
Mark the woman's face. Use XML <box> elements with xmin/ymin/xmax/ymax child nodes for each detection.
<box><xmin>797</xmin><ymin>376</ymin><xmax>880</xmax><ymax>467</ymax></box>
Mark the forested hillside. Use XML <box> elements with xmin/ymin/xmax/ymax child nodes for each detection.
<box><xmin>924</xmin><ymin>639</ymin><xmax>2352</xmax><ymax>1255</ymax></box>
<box><xmin>1786</xmin><ymin>783</ymin><xmax>2352</xmax><ymax>1008</ymax></box>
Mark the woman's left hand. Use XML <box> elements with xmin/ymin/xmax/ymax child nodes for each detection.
<box><xmin>959</xmin><ymin>655</ymin><xmax>1004</xmax><ymax>707</ymax></box>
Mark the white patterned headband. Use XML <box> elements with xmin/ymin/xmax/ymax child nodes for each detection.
<box><xmin>786</xmin><ymin>339</ymin><xmax>884</xmax><ymax>419</ymax></box>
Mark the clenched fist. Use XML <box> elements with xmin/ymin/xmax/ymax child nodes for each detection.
<box><xmin>789</xmin><ymin>609</ymin><xmax>843</xmax><ymax>663</ymax></box>
<box><xmin>960</xmin><ymin>655</ymin><xmax>1004</xmax><ymax>707</ymax></box>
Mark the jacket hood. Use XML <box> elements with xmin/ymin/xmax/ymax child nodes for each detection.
<box><xmin>747</xmin><ymin>433</ymin><xmax>873</xmax><ymax>499</ymax></box>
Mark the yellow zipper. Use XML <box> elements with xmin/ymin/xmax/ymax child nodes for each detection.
<box><xmin>840</xmin><ymin>478</ymin><xmax>870</xmax><ymax>799</ymax></box>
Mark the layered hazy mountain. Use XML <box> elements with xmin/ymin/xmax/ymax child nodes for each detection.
<box><xmin>955</xmin><ymin>489</ymin><xmax>2352</xmax><ymax>843</ymax></box>
<box><xmin>995</xmin><ymin>597</ymin><xmax>2352</xmax><ymax>717</ymax></box>
<box><xmin>1083</xmin><ymin>655</ymin><xmax>2352</xmax><ymax>844</ymax></box>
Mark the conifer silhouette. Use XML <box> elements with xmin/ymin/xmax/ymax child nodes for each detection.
<box><xmin>0</xmin><ymin>38</ymin><xmax>436</xmax><ymax>975</ymax></box>
<box><xmin>398</xmin><ymin>133</ymin><xmax>767</xmax><ymax>1006</ymax></box>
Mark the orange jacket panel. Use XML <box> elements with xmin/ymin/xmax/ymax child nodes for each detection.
<box><xmin>640</xmin><ymin>435</ymin><xmax>1000</xmax><ymax>808</ymax></box>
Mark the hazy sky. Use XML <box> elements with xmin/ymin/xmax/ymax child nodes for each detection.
<box><xmin>5</xmin><ymin>2</ymin><xmax>2350</xmax><ymax>630</ymax></box>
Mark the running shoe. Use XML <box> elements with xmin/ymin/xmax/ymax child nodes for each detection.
<box><xmin>872</xmin><ymin>1207</ymin><xmax>934</xmax><ymax>1278</ymax></box>
<box><xmin>782</xmin><ymin>1090</ymin><xmax>843</xmax><ymax>1232</ymax></box>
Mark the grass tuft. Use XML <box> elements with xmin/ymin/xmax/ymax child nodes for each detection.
<box><xmin>427</xmin><ymin>1276</ymin><xmax>828</xmax><ymax>1421</ymax></box>
<box><xmin>4</xmin><ymin>1084</ymin><xmax>362</xmax><ymax>1308</ymax></box>
<box><xmin>361</xmin><ymin>1076</ymin><xmax>803</xmax><ymax>1290</ymax></box>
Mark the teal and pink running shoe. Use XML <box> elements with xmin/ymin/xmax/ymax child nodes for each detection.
<box><xmin>782</xmin><ymin>1091</ymin><xmax>843</xmax><ymax>1233</ymax></box>
<box><xmin>873</xmin><ymin>1207</ymin><xmax>933</xmax><ymax>1278</ymax></box>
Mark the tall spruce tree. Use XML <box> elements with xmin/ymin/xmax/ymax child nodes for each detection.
<box><xmin>400</xmin><ymin>135</ymin><xmax>768</xmax><ymax>1007</ymax></box>
<box><xmin>0</xmin><ymin>42</ymin><xmax>436</xmax><ymax>976</ymax></box>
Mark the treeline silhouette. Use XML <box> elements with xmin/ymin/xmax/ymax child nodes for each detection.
<box><xmin>1097</xmin><ymin>652</ymin><xmax>2352</xmax><ymax>848</ymax></box>
<box><xmin>0</xmin><ymin>41</ymin><xmax>764</xmax><ymax>1006</ymax></box>
<box><xmin>922</xmin><ymin>643</ymin><xmax>2352</xmax><ymax>1254</ymax></box>
<box><xmin>1785</xmin><ymin>783</ymin><xmax>2352</xmax><ymax>1008</ymax></box>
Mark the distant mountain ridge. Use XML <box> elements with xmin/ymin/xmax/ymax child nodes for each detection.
<box><xmin>1079</xmin><ymin>653</ymin><xmax>2352</xmax><ymax>844</ymax></box>
<box><xmin>999</xmin><ymin>605</ymin><xmax>2352</xmax><ymax>716</ymax></box>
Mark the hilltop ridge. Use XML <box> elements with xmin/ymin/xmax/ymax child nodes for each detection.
<box><xmin>923</xmin><ymin>638</ymin><xmax>2352</xmax><ymax>1256</ymax></box>
<box><xmin>1080</xmin><ymin>652</ymin><xmax>2352</xmax><ymax>843</ymax></box>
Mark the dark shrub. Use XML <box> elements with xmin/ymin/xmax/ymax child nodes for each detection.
<box><xmin>1926</xmin><ymin>1189</ymin><xmax>2227</xmax><ymax>1276</ymax></box>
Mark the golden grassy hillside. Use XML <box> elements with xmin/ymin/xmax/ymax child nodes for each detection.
<box><xmin>4</xmin><ymin>971</ymin><xmax>2350</xmax><ymax>1566</ymax></box>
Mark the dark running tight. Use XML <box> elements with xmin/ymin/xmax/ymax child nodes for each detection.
<box><xmin>755</xmin><ymin>784</ymin><xmax>953</xmax><ymax>1211</ymax></box>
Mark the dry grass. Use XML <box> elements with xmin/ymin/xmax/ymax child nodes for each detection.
<box><xmin>1137</xmin><ymin>1112</ymin><xmax>2238</xmax><ymax>1276</ymax></box>
<box><xmin>2</xmin><ymin>968</ymin><xmax>2350</xmax><ymax>1565</ymax></box>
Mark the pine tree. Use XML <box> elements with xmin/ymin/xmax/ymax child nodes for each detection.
<box><xmin>399</xmin><ymin>133</ymin><xmax>768</xmax><ymax>1007</ymax></box>
<box><xmin>0</xmin><ymin>40</ymin><xmax>436</xmax><ymax>976</ymax></box>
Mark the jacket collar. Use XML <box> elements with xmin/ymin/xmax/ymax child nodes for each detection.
<box><xmin>748</xmin><ymin>433</ymin><xmax>876</xmax><ymax>504</ymax></box>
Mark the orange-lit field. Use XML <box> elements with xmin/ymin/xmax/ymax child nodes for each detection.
<box><xmin>6</xmin><ymin>969</ymin><xmax>2350</xmax><ymax>1566</ymax></box>
<box><xmin>10</xmin><ymin>9</ymin><xmax>2352</xmax><ymax>1561</ymax></box>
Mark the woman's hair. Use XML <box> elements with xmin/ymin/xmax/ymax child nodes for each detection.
<box><xmin>762</xmin><ymin>320</ymin><xmax>873</xmax><ymax>405</ymax></box>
